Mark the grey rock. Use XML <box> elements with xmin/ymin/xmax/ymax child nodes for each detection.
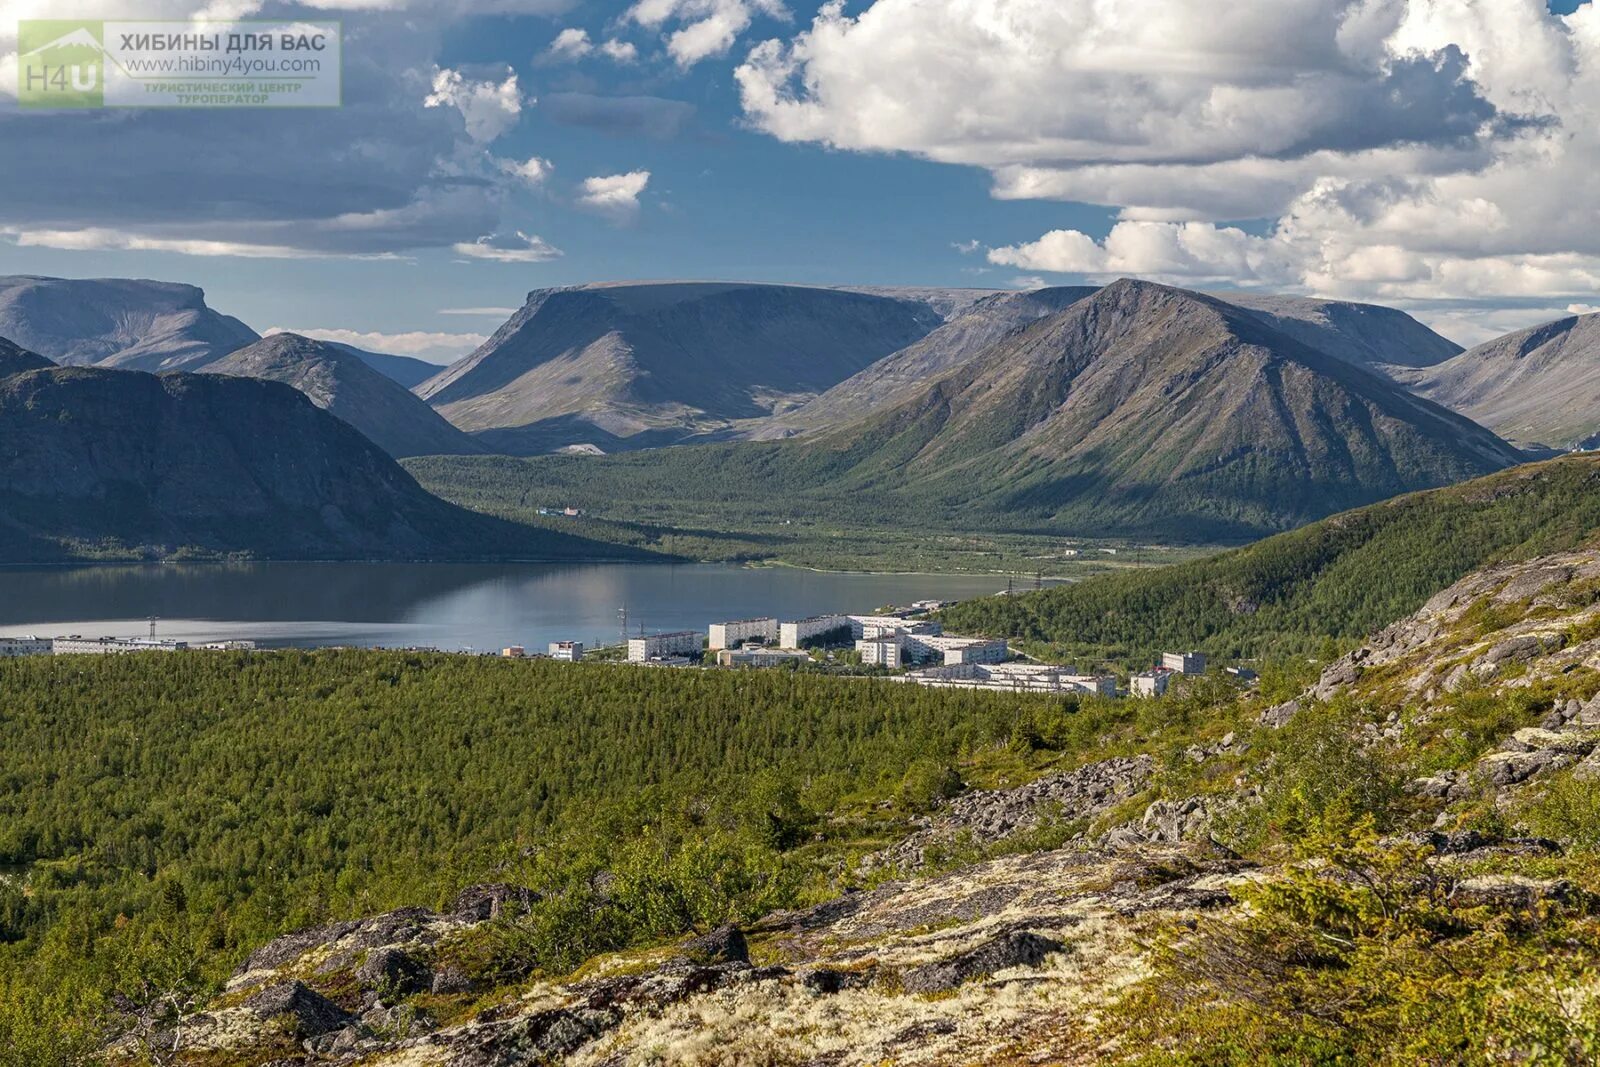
<box><xmin>451</xmin><ymin>883</ymin><xmax>538</xmax><ymax>922</ymax></box>
<box><xmin>356</xmin><ymin>946</ymin><xmax>430</xmax><ymax>996</ymax></box>
<box><xmin>678</xmin><ymin>923</ymin><xmax>748</xmax><ymax>965</ymax></box>
<box><xmin>900</xmin><ymin>931</ymin><xmax>1064</xmax><ymax>994</ymax></box>
<box><xmin>241</xmin><ymin>980</ymin><xmax>352</xmax><ymax>1037</ymax></box>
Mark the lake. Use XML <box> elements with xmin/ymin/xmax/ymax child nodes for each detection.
<box><xmin>0</xmin><ymin>562</ymin><xmax>1035</xmax><ymax>651</ymax></box>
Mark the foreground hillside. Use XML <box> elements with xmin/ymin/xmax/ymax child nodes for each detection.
<box><xmin>0</xmin><ymin>366</ymin><xmax>625</xmax><ymax>563</ymax></box>
<box><xmin>940</xmin><ymin>451</ymin><xmax>1600</xmax><ymax>664</ymax></box>
<box><xmin>20</xmin><ymin>542</ymin><xmax>1600</xmax><ymax>1062</ymax></box>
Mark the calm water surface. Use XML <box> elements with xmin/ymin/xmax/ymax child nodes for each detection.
<box><xmin>0</xmin><ymin>562</ymin><xmax>1029</xmax><ymax>651</ymax></box>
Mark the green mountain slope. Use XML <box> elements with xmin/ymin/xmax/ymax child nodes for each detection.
<box><xmin>938</xmin><ymin>452</ymin><xmax>1600</xmax><ymax>663</ymax></box>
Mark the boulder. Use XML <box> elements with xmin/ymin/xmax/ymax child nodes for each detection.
<box><xmin>1510</xmin><ymin>727</ymin><xmax>1598</xmax><ymax>756</ymax></box>
<box><xmin>900</xmin><ymin>931</ymin><xmax>1063</xmax><ymax>994</ymax></box>
<box><xmin>1453</xmin><ymin>875</ymin><xmax>1572</xmax><ymax>910</ymax></box>
<box><xmin>356</xmin><ymin>946</ymin><xmax>430</xmax><ymax>995</ymax></box>
<box><xmin>452</xmin><ymin>883</ymin><xmax>538</xmax><ymax>922</ymax></box>
<box><xmin>242</xmin><ymin>980</ymin><xmax>353</xmax><ymax>1037</ymax></box>
<box><xmin>679</xmin><ymin>923</ymin><xmax>749</xmax><ymax>965</ymax></box>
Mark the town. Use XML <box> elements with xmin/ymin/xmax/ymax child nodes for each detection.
<box><xmin>0</xmin><ymin>604</ymin><xmax>1252</xmax><ymax>699</ymax></box>
<box><xmin>502</xmin><ymin>602</ymin><xmax>1254</xmax><ymax>699</ymax></box>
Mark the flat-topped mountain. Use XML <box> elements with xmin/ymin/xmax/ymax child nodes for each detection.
<box><xmin>206</xmin><ymin>333</ymin><xmax>482</xmax><ymax>459</ymax></box>
<box><xmin>0</xmin><ymin>366</ymin><xmax>619</xmax><ymax>563</ymax></box>
<box><xmin>415</xmin><ymin>281</ymin><xmax>953</xmax><ymax>453</ymax></box>
<box><xmin>0</xmin><ymin>336</ymin><xmax>54</xmax><ymax>376</ymax></box>
<box><xmin>1399</xmin><ymin>313</ymin><xmax>1600</xmax><ymax>450</ymax></box>
<box><xmin>0</xmin><ymin>275</ymin><xmax>259</xmax><ymax>372</ymax></box>
<box><xmin>1213</xmin><ymin>292</ymin><xmax>1463</xmax><ymax>378</ymax></box>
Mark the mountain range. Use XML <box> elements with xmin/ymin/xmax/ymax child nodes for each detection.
<box><xmin>412</xmin><ymin>280</ymin><xmax>1525</xmax><ymax>541</ymax></box>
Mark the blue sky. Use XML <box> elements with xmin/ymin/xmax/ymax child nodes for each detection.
<box><xmin>0</xmin><ymin>0</ymin><xmax>1595</xmax><ymax>358</ymax></box>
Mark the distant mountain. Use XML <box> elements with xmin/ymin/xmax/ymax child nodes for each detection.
<box><xmin>820</xmin><ymin>279</ymin><xmax>1519</xmax><ymax>537</ymax></box>
<box><xmin>0</xmin><ymin>276</ymin><xmax>258</xmax><ymax>371</ymax></box>
<box><xmin>749</xmin><ymin>286</ymin><xmax>1099</xmax><ymax>439</ymax></box>
<box><xmin>416</xmin><ymin>282</ymin><xmax>955</xmax><ymax>453</ymax></box>
<box><xmin>1398</xmin><ymin>314</ymin><xmax>1600</xmax><ymax>450</ymax></box>
<box><xmin>327</xmin><ymin>343</ymin><xmax>444</xmax><ymax>390</ymax></box>
<box><xmin>1208</xmin><ymin>292</ymin><xmax>1463</xmax><ymax>378</ymax></box>
<box><xmin>206</xmin><ymin>333</ymin><xmax>483</xmax><ymax>459</ymax></box>
<box><xmin>0</xmin><ymin>366</ymin><xmax>625</xmax><ymax>564</ymax></box>
<box><xmin>0</xmin><ymin>336</ymin><xmax>54</xmax><ymax>376</ymax></box>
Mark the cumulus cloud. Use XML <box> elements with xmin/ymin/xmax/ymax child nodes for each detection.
<box><xmin>452</xmin><ymin>231</ymin><xmax>564</xmax><ymax>261</ymax></box>
<box><xmin>738</xmin><ymin>0</ymin><xmax>1600</xmax><ymax>322</ymax></box>
<box><xmin>499</xmin><ymin>156</ymin><xmax>554</xmax><ymax>186</ymax></box>
<box><xmin>630</xmin><ymin>0</ymin><xmax>789</xmax><ymax>67</ymax></box>
<box><xmin>545</xmin><ymin>27</ymin><xmax>594</xmax><ymax>60</ymax></box>
<box><xmin>423</xmin><ymin>66</ymin><xmax>525</xmax><ymax>143</ymax></box>
<box><xmin>263</xmin><ymin>326</ymin><xmax>486</xmax><ymax>362</ymax></box>
<box><xmin>600</xmin><ymin>39</ymin><xmax>640</xmax><ymax>62</ymax></box>
<box><xmin>437</xmin><ymin>306</ymin><xmax>520</xmax><ymax>316</ymax></box>
<box><xmin>576</xmin><ymin>171</ymin><xmax>651</xmax><ymax>220</ymax></box>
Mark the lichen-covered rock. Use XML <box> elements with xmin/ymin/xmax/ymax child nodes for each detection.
<box><xmin>900</xmin><ymin>931</ymin><xmax>1064</xmax><ymax>994</ymax></box>
<box><xmin>451</xmin><ymin>882</ymin><xmax>538</xmax><ymax>922</ymax></box>
<box><xmin>678</xmin><ymin>923</ymin><xmax>748</xmax><ymax>965</ymax></box>
<box><xmin>356</xmin><ymin>946</ymin><xmax>430</xmax><ymax>996</ymax></box>
<box><xmin>241</xmin><ymin>979</ymin><xmax>352</xmax><ymax>1037</ymax></box>
<box><xmin>1453</xmin><ymin>875</ymin><xmax>1573</xmax><ymax>909</ymax></box>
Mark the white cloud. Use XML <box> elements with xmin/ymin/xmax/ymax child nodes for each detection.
<box><xmin>988</xmin><ymin>221</ymin><xmax>1301</xmax><ymax>288</ymax></box>
<box><xmin>545</xmin><ymin>27</ymin><xmax>593</xmax><ymax>60</ymax></box>
<box><xmin>600</xmin><ymin>38</ymin><xmax>639</xmax><ymax>62</ymax></box>
<box><xmin>499</xmin><ymin>156</ymin><xmax>554</xmax><ymax>186</ymax></box>
<box><xmin>737</xmin><ymin>0</ymin><xmax>1600</xmax><ymax>321</ymax></box>
<box><xmin>451</xmin><ymin>231</ymin><xmax>564</xmax><ymax>262</ymax></box>
<box><xmin>438</xmin><ymin>306</ymin><xmax>519</xmax><ymax>316</ymax></box>
<box><xmin>629</xmin><ymin>0</ymin><xmax>788</xmax><ymax>67</ymax></box>
<box><xmin>576</xmin><ymin>170</ymin><xmax>651</xmax><ymax>220</ymax></box>
<box><xmin>4</xmin><ymin>226</ymin><xmax>398</xmax><ymax>260</ymax></box>
<box><xmin>263</xmin><ymin>326</ymin><xmax>486</xmax><ymax>362</ymax></box>
<box><xmin>1571</xmin><ymin>304</ymin><xmax>1600</xmax><ymax>317</ymax></box>
<box><xmin>952</xmin><ymin>239</ymin><xmax>980</xmax><ymax>255</ymax></box>
<box><xmin>423</xmin><ymin>66</ymin><xmax>524</xmax><ymax>143</ymax></box>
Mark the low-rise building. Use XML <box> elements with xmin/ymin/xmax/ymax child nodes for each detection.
<box><xmin>779</xmin><ymin>615</ymin><xmax>851</xmax><ymax>649</ymax></box>
<box><xmin>502</xmin><ymin>645</ymin><xmax>527</xmax><ymax>658</ymax></box>
<box><xmin>1131</xmin><ymin>669</ymin><xmax>1174</xmax><ymax>697</ymax></box>
<box><xmin>627</xmin><ymin>631</ymin><xmax>701</xmax><ymax>662</ymax></box>
<box><xmin>1162</xmin><ymin>651</ymin><xmax>1207</xmax><ymax>675</ymax></box>
<box><xmin>549</xmin><ymin>641</ymin><xmax>584</xmax><ymax>662</ymax></box>
<box><xmin>52</xmin><ymin>636</ymin><xmax>188</xmax><ymax>655</ymax></box>
<box><xmin>916</xmin><ymin>635</ymin><xmax>1008</xmax><ymax>665</ymax></box>
<box><xmin>0</xmin><ymin>636</ymin><xmax>51</xmax><ymax>658</ymax></box>
<box><xmin>1226</xmin><ymin>665</ymin><xmax>1258</xmax><ymax>681</ymax></box>
<box><xmin>708</xmin><ymin>618</ymin><xmax>780</xmax><ymax>650</ymax></box>
<box><xmin>717</xmin><ymin>647</ymin><xmax>813</xmax><ymax>668</ymax></box>
<box><xmin>905</xmin><ymin>662</ymin><xmax>1114</xmax><ymax>695</ymax></box>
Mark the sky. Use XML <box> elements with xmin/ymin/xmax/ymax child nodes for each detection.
<box><xmin>0</xmin><ymin>0</ymin><xmax>1596</xmax><ymax>361</ymax></box>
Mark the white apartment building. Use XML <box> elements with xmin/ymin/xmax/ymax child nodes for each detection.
<box><xmin>856</xmin><ymin>636</ymin><xmax>906</xmax><ymax>668</ymax></box>
<box><xmin>52</xmin><ymin>636</ymin><xmax>188</xmax><ymax>655</ymax></box>
<box><xmin>0</xmin><ymin>636</ymin><xmax>51</xmax><ymax>658</ymax></box>
<box><xmin>627</xmin><ymin>631</ymin><xmax>701</xmax><ymax>662</ymax></box>
<box><xmin>549</xmin><ymin>641</ymin><xmax>584</xmax><ymax>662</ymax></box>
<box><xmin>916</xmin><ymin>635</ymin><xmax>1008</xmax><ymax>665</ymax></box>
<box><xmin>906</xmin><ymin>662</ymin><xmax>1115</xmax><ymax>696</ymax></box>
<box><xmin>779</xmin><ymin>615</ymin><xmax>851</xmax><ymax>648</ymax></box>
<box><xmin>708</xmin><ymin>618</ymin><xmax>780</xmax><ymax>650</ymax></box>
<box><xmin>1131</xmin><ymin>669</ymin><xmax>1174</xmax><ymax>697</ymax></box>
<box><xmin>1162</xmin><ymin>651</ymin><xmax>1207</xmax><ymax>675</ymax></box>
